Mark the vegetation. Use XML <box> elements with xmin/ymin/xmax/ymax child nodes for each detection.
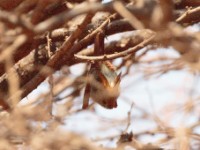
<box><xmin>0</xmin><ymin>0</ymin><xmax>199</xmax><ymax>149</ymax></box>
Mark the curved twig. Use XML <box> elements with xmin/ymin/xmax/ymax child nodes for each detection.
<box><xmin>74</xmin><ymin>33</ymin><xmax>155</xmax><ymax>61</ymax></box>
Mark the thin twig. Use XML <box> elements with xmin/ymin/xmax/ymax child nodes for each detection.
<box><xmin>176</xmin><ymin>6</ymin><xmax>200</xmax><ymax>25</ymax></box>
<box><xmin>74</xmin><ymin>33</ymin><xmax>155</xmax><ymax>61</ymax></box>
<box><xmin>113</xmin><ymin>1</ymin><xmax>144</xmax><ymax>30</ymax></box>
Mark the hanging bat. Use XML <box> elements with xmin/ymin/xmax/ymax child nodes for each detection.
<box><xmin>82</xmin><ymin>32</ymin><xmax>121</xmax><ymax>109</ymax></box>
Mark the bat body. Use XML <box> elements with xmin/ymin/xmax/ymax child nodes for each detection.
<box><xmin>82</xmin><ymin>31</ymin><xmax>121</xmax><ymax>109</ymax></box>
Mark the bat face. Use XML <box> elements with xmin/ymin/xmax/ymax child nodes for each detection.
<box><xmin>90</xmin><ymin>62</ymin><xmax>121</xmax><ymax>109</ymax></box>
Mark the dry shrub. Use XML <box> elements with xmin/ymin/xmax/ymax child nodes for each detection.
<box><xmin>0</xmin><ymin>0</ymin><xmax>200</xmax><ymax>149</ymax></box>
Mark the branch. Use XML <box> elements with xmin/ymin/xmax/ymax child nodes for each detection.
<box><xmin>77</xmin><ymin>32</ymin><xmax>146</xmax><ymax>57</ymax></box>
<box><xmin>9</xmin><ymin>13</ymin><xmax>95</xmax><ymax>102</ymax></box>
<box><xmin>33</xmin><ymin>1</ymin><xmax>157</xmax><ymax>33</ymax></box>
<box><xmin>0</xmin><ymin>18</ymin><xmax>133</xmax><ymax>76</ymax></box>
<box><xmin>0</xmin><ymin>0</ymin><xmax>23</xmax><ymax>10</ymax></box>
<box><xmin>0</xmin><ymin>9</ymin><xmax>34</xmax><ymax>31</ymax></box>
<box><xmin>0</xmin><ymin>15</ymin><xmax>134</xmax><ymax>101</ymax></box>
<box><xmin>18</xmin><ymin>14</ymin><xmax>117</xmax><ymax>100</ymax></box>
<box><xmin>74</xmin><ymin>32</ymin><xmax>155</xmax><ymax>61</ymax></box>
<box><xmin>174</xmin><ymin>0</ymin><xmax>200</xmax><ymax>9</ymax></box>
<box><xmin>176</xmin><ymin>6</ymin><xmax>200</xmax><ymax>26</ymax></box>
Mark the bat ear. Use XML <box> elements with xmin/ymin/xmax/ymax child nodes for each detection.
<box><xmin>99</xmin><ymin>72</ymin><xmax>109</xmax><ymax>87</ymax></box>
<box><xmin>115</xmin><ymin>72</ymin><xmax>121</xmax><ymax>84</ymax></box>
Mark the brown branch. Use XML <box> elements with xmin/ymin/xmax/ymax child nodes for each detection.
<box><xmin>74</xmin><ymin>32</ymin><xmax>155</xmax><ymax>61</ymax></box>
<box><xmin>176</xmin><ymin>6</ymin><xmax>200</xmax><ymax>26</ymax></box>
<box><xmin>0</xmin><ymin>16</ymin><xmax>134</xmax><ymax>100</ymax></box>
<box><xmin>113</xmin><ymin>1</ymin><xmax>145</xmax><ymax>30</ymax></box>
<box><xmin>30</xmin><ymin>0</ymin><xmax>67</xmax><ymax>24</ymax></box>
<box><xmin>105</xmin><ymin>19</ymin><xmax>134</xmax><ymax>34</ymax></box>
<box><xmin>33</xmin><ymin>2</ymin><xmax>112</xmax><ymax>33</ymax></box>
<box><xmin>174</xmin><ymin>0</ymin><xmax>200</xmax><ymax>9</ymax></box>
<box><xmin>0</xmin><ymin>47</ymin><xmax>49</xmax><ymax>100</ymax></box>
<box><xmin>0</xmin><ymin>0</ymin><xmax>23</xmax><ymax>10</ymax></box>
<box><xmin>0</xmin><ymin>0</ymin><xmax>198</xmax><ymax>109</ymax></box>
<box><xmin>0</xmin><ymin>34</ymin><xmax>27</xmax><ymax>109</ymax></box>
<box><xmin>0</xmin><ymin>10</ymin><xmax>34</xmax><ymax>31</ymax></box>
<box><xmin>77</xmin><ymin>32</ymin><xmax>145</xmax><ymax>57</ymax></box>
<box><xmin>1</xmin><ymin>0</ymin><xmax>195</xmax><ymax>78</ymax></box>
<box><xmin>33</xmin><ymin>0</ymin><xmax>157</xmax><ymax>33</ymax></box>
<box><xmin>0</xmin><ymin>18</ymin><xmax>133</xmax><ymax>76</ymax></box>
<box><xmin>0</xmin><ymin>29</ymin><xmax>143</xmax><ymax>99</ymax></box>
<box><xmin>14</xmin><ymin>0</ymin><xmax>38</xmax><ymax>14</ymax></box>
<box><xmin>32</xmin><ymin>0</ymin><xmax>198</xmax><ymax>34</ymax></box>
<box><xmin>18</xmin><ymin>14</ymin><xmax>117</xmax><ymax>100</ymax></box>
<box><xmin>11</xmin><ymin>13</ymin><xmax>95</xmax><ymax>102</ymax></box>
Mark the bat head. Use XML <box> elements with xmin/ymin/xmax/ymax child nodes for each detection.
<box><xmin>90</xmin><ymin>62</ymin><xmax>121</xmax><ymax>109</ymax></box>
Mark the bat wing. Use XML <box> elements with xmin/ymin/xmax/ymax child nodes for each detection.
<box><xmin>82</xmin><ymin>77</ymin><xmax>91</xmax><ymax>109</ymax></box>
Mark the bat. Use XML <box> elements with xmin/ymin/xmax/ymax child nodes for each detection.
<box><xmin>82</xmin><ymin>31</ymin><xmax>121</xmax><ymax>109</ymax></box>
